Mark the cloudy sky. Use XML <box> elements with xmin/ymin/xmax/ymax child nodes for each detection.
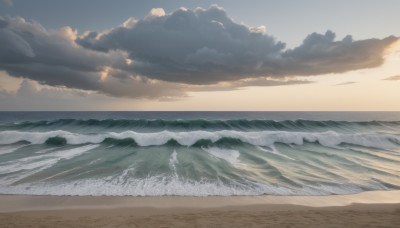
<box><xmin>0</xmin><ymin>0</ymin><xmax>399</xmax><ymax>111</ymax></box>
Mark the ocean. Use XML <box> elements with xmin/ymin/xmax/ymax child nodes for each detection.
<box><xmin>0</xmin><ymin>111</ymin><xmax>399</xmax><ymax>196</ymax></box>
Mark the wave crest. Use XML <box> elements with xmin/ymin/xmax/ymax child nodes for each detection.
<box><xmin>1</xmin><ymin>130</ymin><xmax>399</xmax><ymax>149</ymax></box>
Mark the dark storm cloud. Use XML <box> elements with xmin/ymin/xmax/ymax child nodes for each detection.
<box><xmin>0</xmin><ymin>16</ymin><xmax>184</xmax><ymax>98</ymax></box>
<box><xmin>282</xmin><ymin>31</ymin><xmax>397</xmax><ymax>76</ymax></box>
<box><xmin>0</xmin><ymin>6</ymin><xmax>398</xmax><ymax>99</ymax></box>
<box><xmin>383</xmin><ymin>75</ymin><xmax>400</xmax><ymax>81</ymax></box>
<box><xmin>77</xmin><ymin>6</ymin><xmax>286</xmax><ymax>84</ymax></box>
<box><xmin>78</xmin><ymin>6</ymin><xmax>398</xmax><ymax>84</ymax></box>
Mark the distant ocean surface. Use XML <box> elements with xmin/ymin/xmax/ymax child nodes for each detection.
<box><xmin>0</xmin><ymin>111</ymin><xmax>400</xmax><ymax>196</ymax></box>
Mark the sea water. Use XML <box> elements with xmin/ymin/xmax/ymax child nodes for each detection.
<box><xmin>0</xmin><ymin>111</ymin><xmax>399</xmax><ymax>196</ymax></box>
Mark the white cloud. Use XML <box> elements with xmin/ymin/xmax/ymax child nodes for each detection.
<box><xmin>146</xmin><ymin>8</ymin><xmax>166</xmax><ymax>19</ymax></box>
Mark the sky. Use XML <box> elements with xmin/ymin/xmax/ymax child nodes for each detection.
<box><xmin>0</xmin><ymin>0</ymin><xmax>399</xmax><ymax>111</ymax></box>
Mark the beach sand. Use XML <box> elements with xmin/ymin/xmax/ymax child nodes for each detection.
<box><xmin>1</xmin><ymin>191</ymin><xmax>400</xmax><ymax>227</ymax></box>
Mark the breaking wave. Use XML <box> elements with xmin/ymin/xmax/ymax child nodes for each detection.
<box><xmin>0</xmin><ymin>130</ymin><xmax>399</xmax><ymax>149</ymax></box>
<box><xmin>1</xmin><ymin>116</ymin><xmax>400</xmax><ymax>197</ymax></box>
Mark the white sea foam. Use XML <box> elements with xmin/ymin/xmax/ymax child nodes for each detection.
<box><xmin>116</xmin><ymin>165</ymin><xmax>136</xmax><ymax>185</ymax></box>
<box><xmin>256</xmin><ymin>146</ymin><xmax>295</xmax><ymax>160</ymax></box>
<box><xmin>0</xmin><ymin>145</ymin><xmax>99</xmax><ymax>181</ymax></box>
<box><xmin>169</xmin><ymin>150</ymin><xmax>179</xmax><ymax>177</ymax></box>
<box><xmin>0</xmin><ymin>130</ymin><xmax>399</xmax><ymax>150</ymax></box>
<box><xmin>34</xmin><ymin>147</ymin><xmax>59</xmax><ymax>154</ymax></box>
<box><xmin>0</xmin><ymin>144</ymin><xmax>27</xmax><ymax>155</ymax></box>
<box><xmin>0</xmin><ymin>175</ymin><xmax>385</xmax><ymax>196</ymax></box>
<box><xmin>203</xmin><ymin>147</ymin><xmax>240</xmax><ymax>165</ymax></box>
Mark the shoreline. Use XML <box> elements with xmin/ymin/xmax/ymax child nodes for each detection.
<box><xmin>2</xmin><ymin>190</ymin><xmax>400</xmax><ymax>213</ymax></box>
<box><xmin>1</xmin><ymin>191</ymin><xmax>400</xmax><ymax>227</ymax></box>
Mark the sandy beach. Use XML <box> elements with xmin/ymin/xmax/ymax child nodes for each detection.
<box><xmin>1</xmin><ymin>191</ymin><xmax>400</xmax><ymax>227</ymax></box>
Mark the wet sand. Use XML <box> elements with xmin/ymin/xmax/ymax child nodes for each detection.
<box><xmin>1</xmin><ymin>191</ymin><xmax>400</xmax><ymax>227</ymax></box>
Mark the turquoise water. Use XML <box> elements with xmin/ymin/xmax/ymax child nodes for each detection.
<box><xmin>0</xmin><ymin>112</ymin><xmax>400</xmax><ymax>196</ymax></box>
